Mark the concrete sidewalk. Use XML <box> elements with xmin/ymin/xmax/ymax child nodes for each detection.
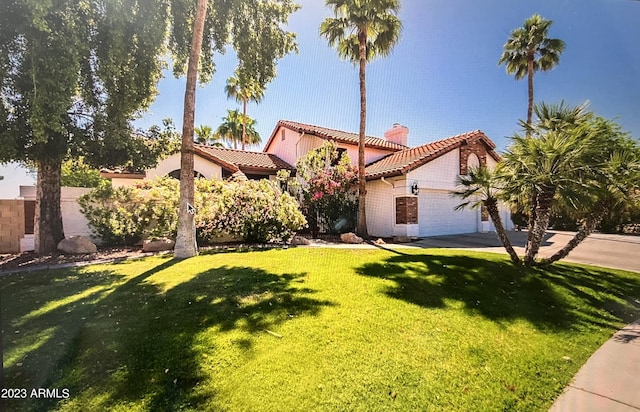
<box><xmin>549</xmin><ymin>319</ymin><xmax>640</xmax><ymax>411</ymax></box>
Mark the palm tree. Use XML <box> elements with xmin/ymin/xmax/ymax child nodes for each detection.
<box><xmin>502</xmin><ymin>101</ymin><xmax>592</xmax><ymax>266</ymax></box>
<box><xmin>542</xmin><ymin>121</ymin><xmax>640</xmax><ymax>265</ymax></box>
<box><xmin>320</xmin><ymin>0</ymin><xmax>402</xmax><ymax>237</ymax></box>
<box><xmin>453</xmin><ymin>166</ymin><xmax>521</xmax><ymax>265</ymax></box>
<box><xmin>194</xmin><ymin>125</ymin><xmax>223</xmax><ymax>146</ymax></box>
<box><xmin>214</xmin><ymin>109</ymin><xmax>261</xmax><ymax>150</ymax></box>
<box><xmin>174</xmin><ymin>0</ymin><xmax>208</xmax><ymax>259</ymax></box>
<box><xmin>225</xmin><ymin>74</ymin><xmax>264</xmax><ymax>150</ymax></box>
<box><xmin>498</xmin><ymin>14</ymin><xmax>565</xmax><ymax>126</ymax></box>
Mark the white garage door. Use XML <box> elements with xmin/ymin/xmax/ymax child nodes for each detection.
<box><xmin>418</xmin><ymin>190</ymin><xmax>478</xmax><ymax>237</ymax></box>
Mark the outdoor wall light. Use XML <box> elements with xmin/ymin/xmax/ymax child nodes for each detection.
<box><xmin>411</xmin><ymin>181</ymin><xmax>419</xmax><ymax>195</ymax></box>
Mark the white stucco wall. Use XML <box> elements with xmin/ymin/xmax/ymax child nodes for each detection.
<box><xmin>366</xmin><ymin>179</ymin><xmax>395</xmax><ymax>237</ymax></box>
<box><xmin>266</xmin><ymin>126</ymin><xmax>398</xmax><ymax>169</ymax></box>
<box><xmin>19</xmin><ymin>186</ymin><xmax>95</xmax><ymax>251</ymax></box>
<box><xmin>340</xmin><ymin>144</ymin><xmax>397</xmax><ymax>167</ymax></box>
<box><xmin>265</xmin><ymin>127</ymin><xmax>308</xmax><ymax>166</ymax></box>
<box><xmin>407</xmin><ymin>149</ymin><xmax>461</xmax><ymax>192</ymax></box>
<box><xmin>146</xmin><ymin>152</ymin><xmax>222</xmax><ymax>180</ymax></box>
<box><xmin>111</xmin><ymin>177</ymin><xmax>142</xmax><ymax>188</ymax></box>
<box><xmin>366</xmin><ymin>176</ymin><xmax>420</xmax><ymax>238</ymax></box>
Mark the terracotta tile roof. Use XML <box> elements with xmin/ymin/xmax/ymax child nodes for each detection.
<box><xmin>264</xmin><ymin>120</ymin><xmax>408</xmax><ymax>152</ymax></box>
<box><xmin>194</xmin><ymin>145</ymin><xmax>294</xmax><ymax>173</ymax></box>
<box><xmin>365</xmin><ymin>130</ymin><xmax>500</xmax><ymax>180</ymax></box>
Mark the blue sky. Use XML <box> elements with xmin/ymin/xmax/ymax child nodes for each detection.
<box><xmin>134</xmin><ymin>0</ymin><xmax>640</xmax><ymax>153</ymax></box>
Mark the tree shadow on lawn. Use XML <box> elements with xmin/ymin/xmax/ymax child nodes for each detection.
<box><xmin>356</xmin><ymin>252</ymin><xmax>640</xmax><ymax>332</ymax></box>
<box><xmin>1</xmin><ymin>266</ymin><xmax>126</xmax><ymax>411</ymax></box>
<box><xmin>24</xmin><ymin>258</ymin><xmax>333</xmax><ymax>411</ymax></box>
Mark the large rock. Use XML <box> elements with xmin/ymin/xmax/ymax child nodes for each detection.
<box><xmin>142</xmin><ymin>238</ymin><xmax>175</xmax><ymax>252</ymax></box>
<box><xmin>57</xmin><ymin>236</ymin><xmax>98</xmax><ymax>254</ymax></box>
<box><xmin>340</xmin><ymin>232</ymin><xmax>363</xmax><ymax>244</ymax></box>
<box><xmin>290</xmin><ymin>235</ymin><xmax>311</xmax><ymax>246</ymax></box>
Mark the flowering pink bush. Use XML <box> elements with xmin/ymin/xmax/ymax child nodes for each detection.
<box><xmin>291</xmin><ymin>142</ymin><xmax>358</xmax><ymax>234</ymax></box>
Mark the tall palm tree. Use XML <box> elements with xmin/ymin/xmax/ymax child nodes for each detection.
<box><xmin>214</xmin><ymin>109</ymin><xmax>261</xmax><ymax>150</ymax></box>
<box><xmin>453</xmin><ymin>166</ymin><xmax>521</xmax><ymax>265</ymax></box>
<box><xmin>320</xmin><ymin>0</ymin><xmax>402</xmax><ymax>237</ymax></box>
<box><xmin>498</xmin><ymin>14</ymin><xmax>565</xmax><ymax>126</ymax></box>
<box><xmin>225</xmin><ymin>74</ymin><xmax>264</xmax><ymax>150</ymax></box>
<box><xmin>174</xmin><ymin>0</ymin><xmax>208</xmax><ymax>259</ymax></box>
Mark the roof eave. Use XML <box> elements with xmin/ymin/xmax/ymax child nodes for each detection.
<box><xmin>194</xmin><ymin>146</ymin><xmax>240</xmax><ymax>173</ymax></box>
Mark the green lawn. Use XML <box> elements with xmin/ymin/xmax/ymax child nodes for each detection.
<box><xmin>2</xmin><ymin>248</ymin><xmax>639</xmax><ymax>411</ymax></box>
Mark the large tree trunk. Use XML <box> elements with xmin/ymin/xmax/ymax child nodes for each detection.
<box><xmin>543</xmin><ymin>210</ymin><xmax>605</xmax><ymax>266</ymax></box>
<box><xmin>526</xmin><ymin>53</ymin><xmax>534</xmax><ymax>126</ymax></box>
<box><xmin>34</xmin><ymin>158</ymin><xmax>65</xmax><ymax>254</ymax></box>
<box><xmin>524</xmin><ymin>192</ymin><xmax>537</xmax><ymax>257</ymax></box>
<box><xmin>356</xmin><ymin>29</ymin><xmax>368</xmax><ymax>238</ymax></box>
<box><xmin>486</xmin><ymin>199</ymin><xmax>521</xmax><ymax>265</ymax></box>
<box><xmin>174</xmin><ymin>0</ymin><xmax>208</xmax><ymax>259</ymax></box>
<box><xmin>524</xmin><ymin>187</ymin><xmax>555</xmax><ymax>266</ymax></box>
<box><xmin>525</xmin><ymin>193</ymin><xmax>536</xmax><ymax>249</ymax></box>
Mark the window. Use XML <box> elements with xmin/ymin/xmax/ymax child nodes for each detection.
<box><xmin>396</xmin><ymin>196</ymin><xmax>418</xmax><ymax>224</ymax></box>
<box><xmin>467</xmin><ymin>153</ymin><xmax>480</xmax><ymax>172</ymax></box>
<box><xmin>168</xmin><ymin>170</ymin><xmax>205</xmax><ymax>180</ymax></box>
<box><xmin>281</xmin><ymin>129</ymin><xmax>286</xmax><ymax>141</ymax></box>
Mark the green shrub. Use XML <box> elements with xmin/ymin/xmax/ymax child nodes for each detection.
<box><xmin>196</xmin><ymin>178</ymin><xmax>306</xmax><ymax>243</ymax></box>
<box><xmin>78</xmin><ymin>178</ymin><xmax>179</xmax><ymax>245</ymax></box>
<box><xmin>79</xmin><ymin>177</ymin><xmax>306</xmax><ymax>246</ymax></box>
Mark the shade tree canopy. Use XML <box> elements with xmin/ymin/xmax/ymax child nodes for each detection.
<box><xmin>0</xmin><ymin>0</ymin><xmax>300</xmax><ymax>255</ymax></box>
<box><xmin>0</xmin><ymin>0</ymin><xmax>169</xmax><ymax>253</ymax></box>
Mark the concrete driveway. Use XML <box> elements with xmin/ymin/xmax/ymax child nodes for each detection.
<box><xmin>411</xmin><ymin>230</ymin><xmax>640</xmax><ymax>273</ymax></box>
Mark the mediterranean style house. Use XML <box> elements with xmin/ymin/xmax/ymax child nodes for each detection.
<box><xmin>103</xmin><ymin>119</ymin><xmax>511</xmax><ymax>239</ymax></box>
<box><xmin>2</xmin><ymin>119</ymin><xmax>511</xmax><ymax>253</ymax></box>
<box><xmin>264</xmin><ymin>120</ymin><xmax>511</xmax><ymax>239</ymax></box>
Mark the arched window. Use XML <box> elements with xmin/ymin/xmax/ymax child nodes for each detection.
<box><xmin>467</xmin><ymin>153</ymin><xmax>480</xmax><ymax>172</ymax></box>
<box><xmin>168</xmin><ymin>169</ymin><xmax>205</xmax><ymax>180</ymax></box>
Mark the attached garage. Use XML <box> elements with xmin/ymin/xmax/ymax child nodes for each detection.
<box><xmin>365</xmin><ymin>129</ymin><xmax>511</xmax><ymax>239</ymax></box>
<box><xmin>417</xmin><ymin>190</ymin><xmax>478</xmax><ymax>237</ymax></box>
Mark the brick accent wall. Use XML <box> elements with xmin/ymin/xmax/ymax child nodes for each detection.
<box><xmin>459</xmin><ymin>139</ymin><xmax>488</xmax><ymax>175</ymax></box>
<box><xmin>0</xmin><ymin>200</ymin><xmax>26</xmax><ymax>253</ymax></box>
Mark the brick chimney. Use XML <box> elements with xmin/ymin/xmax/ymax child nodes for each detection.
<box><xmin>384</xmin><ymin>123</ymin><xmax>409</xmax><ymax>146</ymax></box>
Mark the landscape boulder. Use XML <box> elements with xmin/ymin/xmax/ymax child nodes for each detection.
<box><xmin>340</xmin><ymin>232</ymin><xmax>363</xmax><ymax>244</ymax></box>
<box><xmin>57</xmin><ymin>236</ymin><xmax>98</xmax><ymax>254</ymax></box>
<box><xmin>290</xmin><ymin>235</ymin><xmax>311</xmax><ymax>246</ymax></box>
<box><xmin>142</xmin><ymin>238</ymin><xmax>175</xmax><ymax>252</ymax></box>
